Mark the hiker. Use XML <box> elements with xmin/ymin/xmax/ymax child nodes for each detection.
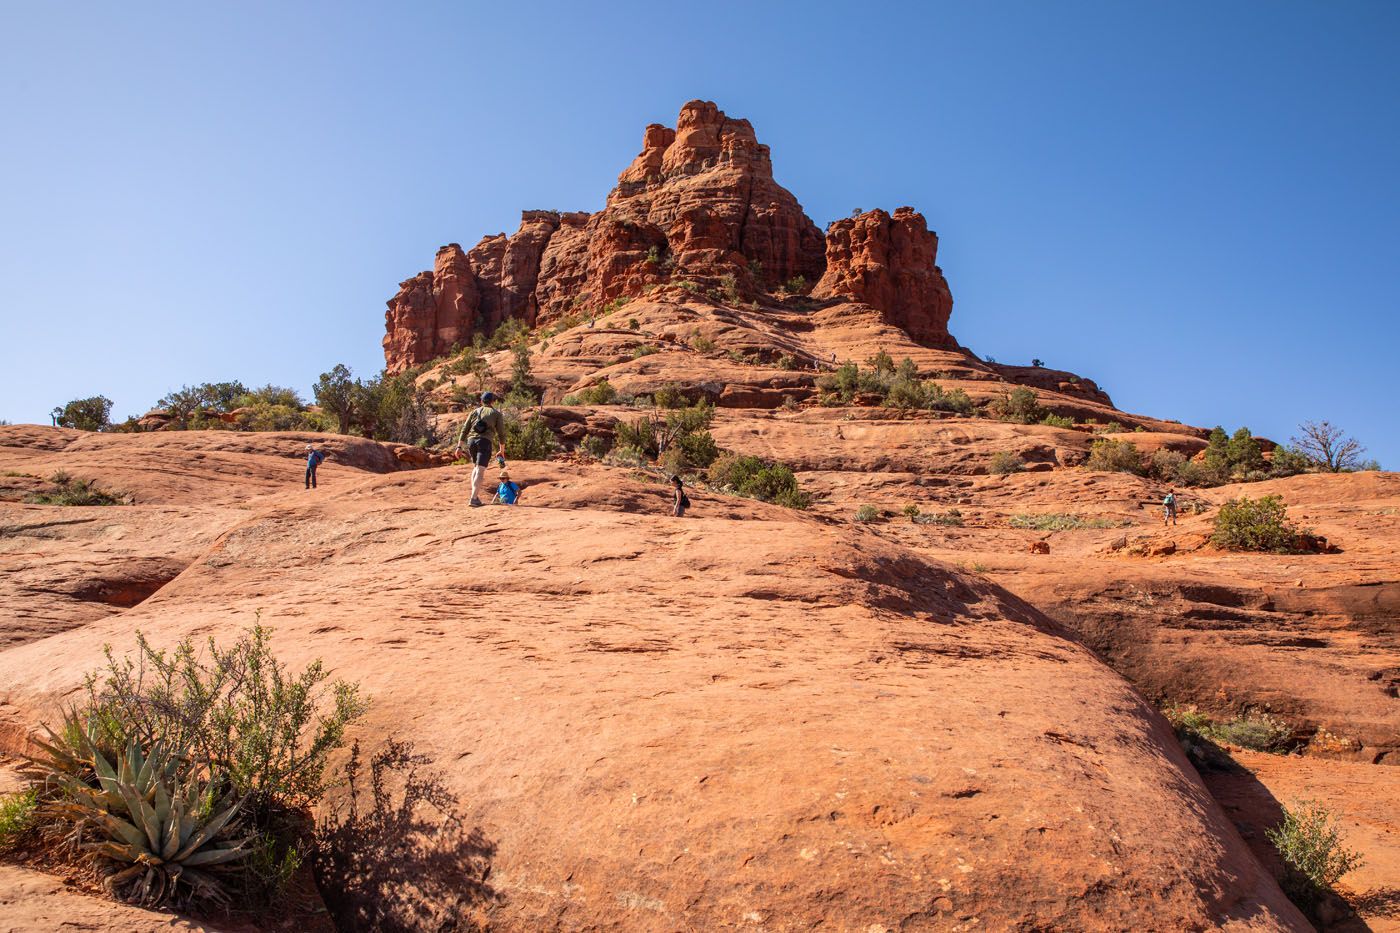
<box><xmin>671</xmin><ymin>475</ymin><xmax>690</xmax><ymax>517</ymax></box>
<box><xmin>454</xmin><ymin>391</ymin><xmax>508</xmax><ymax>508</ymax></box>
<box><xmin>494</xmin><ymin>468</ymin><xmax>523</xmax><ymax>506</ymax></box>
<box><xmin>305</xmin><ymin>444</ymin><xmax>328</xmax><ymax>489</ymax></box>
<box><xmin>1163</xmin><ymin>489</ymin><xmax>1178</xmax><ymax>526</ymax></box>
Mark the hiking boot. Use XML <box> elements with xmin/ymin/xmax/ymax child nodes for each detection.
<box><xmin>469</xmin><ymin>498</ymin><xmax>484</xmax><ymax>508</ymax></box>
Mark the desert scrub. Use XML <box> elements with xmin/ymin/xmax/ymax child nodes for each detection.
<box><xmin>1166</xmin><ymin>704</ymin><xmax>1293</xmax><ymax>753</ymax></box>
<box><xmin>504</xmin><ymin>415</ymin><xmax>558</xmax><ymax>461</ymax></box>
<box><xmin>854</xmin><ymin>505</ymin><xmax>879</xmax><ymax>523</ymax></box>
<box><xmin>1211</xmin><ymin>495</ymin><xmax>1302</xmax><ymax>552</ymax></box>
<box><xmin>25</xmin><ymin>471</ymin><xmax>127</xmax><ymax>506</ymax></box>
<box><xmin>987</xmin><ymin>452</ymin><xmax>1025</xmax><ymax>475</ymax></box>
<box><xmin>567</xmin><ymin>379</ymin><xmax>617</xmax><ymax>406</ymax></box>
<box><xmin>1008</xmin><ymin>513</ymin><xmax>1125</xmax><ymax>531</ymax></box>
<box><xmin>914</xmin><ymin>508</ymin><xmax>964</xmax><ymax>526</ymax></box>
<box><xmin>0</xmin><ymin>788</ymin><xmax>37</xmax><ymax>848</ymax></box>
<box><xmin>707</xmin><ymin>453</ymin><xmax>809</xmax><ymax>509</ymax></box>
<box><xmin>1085</xmin><ymin>438</ymin><xmax>1145</xmax><ymax>474</ymax></box>
<box><xmin>1268</xmin><ymin>800</ymin><xmax>1364</xmax><ymax>912</ymax></box>
<box><xmin>901</xmin><ymin>504</ymin><xmax>920</xmax><ymax>519</ymax></box>
<box><xmin>1039</xmin><ymin>413</ymin><xmax>1074</xmax><ymax>428</ymax></box>
<box><xmin>15</xmin><ymin>626</ymin><xmax>366</xmax><ymax>911</ymax></box>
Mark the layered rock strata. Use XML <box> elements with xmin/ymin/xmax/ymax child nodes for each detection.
<box><xmin>383</xmin><ymin>101</ymin><xmax>958</xmax><ymax>371</ymax></box>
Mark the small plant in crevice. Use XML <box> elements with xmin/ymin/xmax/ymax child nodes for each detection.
<box><xmin>854</xmin><ymin>505</ymin><xmax>879</xmax><ymax>523</ymax></box>
<box><xmin>25</xmin><ymin>471</ymin><xmax>128</xmax><ymax>506</ymax></box>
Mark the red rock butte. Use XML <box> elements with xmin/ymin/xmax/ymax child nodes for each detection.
<box><xmin>383</xmin><ymin>100</ymin><xmax>955</xmax><ymax>371</ymax></box>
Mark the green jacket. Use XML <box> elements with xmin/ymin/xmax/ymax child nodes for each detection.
<box><xmin>456</xmin><ymin>406</ymin><xmax>507</xmax><ymax>452</ymax></box>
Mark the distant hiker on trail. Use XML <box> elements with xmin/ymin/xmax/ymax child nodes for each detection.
<box><xmin>671</xmin><ymin>475</ymin><xmax>690</xmax><ymax>517</ymax></box>
<box><xmin>454</xmin><ymin>392</ymin><xmax>508</xmax><ymax>508</ymax></box>
<box><xmin>304</xmin><ymin>444</ymin><xmax>328</xmax><ymax>489</ymax></box>
<box><xmin>1163</xmin><ymin>489</ymin><xmax>1178</xmax><ymax>526</ymax></box>
<box><xmin>494</xmin><ymin>469</ymin><xmax>522</xmax><ymax>506</ymax></box>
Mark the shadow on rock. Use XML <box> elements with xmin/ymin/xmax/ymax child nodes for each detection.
<box><xmin>313</xmin><ymin>739</ymin><xmax>498</xmax><ymax>931</ymax></box>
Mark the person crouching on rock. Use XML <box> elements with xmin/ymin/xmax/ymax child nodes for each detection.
<box><xmin>454</xmin><ymin>391</ymin><xmax>508</xmax><ymax>508</ymax></box>
<box><xmin>494</xmin><ymin>469</ymin><xmax>522</xmax><ymax>506</ymax></box>
<box><xmin>671</xmin><ymin>475</ymin><xmax>690</xmax><ymax>517</ymax></box>
<box><xmin>305</xmin><ymin>444</ymin><xmax>328</xmax><ymax>489</ymax></box>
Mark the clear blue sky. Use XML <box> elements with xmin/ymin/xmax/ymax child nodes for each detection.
<box><xmin>2</xmin><ymin>1</ymin><xmax>1396</xmax><ymax>465</ymax></box>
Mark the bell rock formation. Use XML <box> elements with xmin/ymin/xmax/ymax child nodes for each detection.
<box><xmin>383</xmin><ymin>101</ymin><xmax>956</xmax><ymax>371</ymax></box>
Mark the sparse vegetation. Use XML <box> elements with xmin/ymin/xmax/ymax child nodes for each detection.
<box><xmin>581</xmin><ymin>435</ymin><xmax>613</xmax><ymax>459</ymax></box>
<box><xmin>1085</xmin><ymin>438</ymin><xmax>1146</xmax><ymax>475</ymax></box>
<box><xmin>653</xmin><ymin>384</ymin><xmax>686</xmax><ymax>409</ymax></box>
<box><xmin>1039</xmin><ymin>413</ymin><xmax>1074</xmax><ymax>428</ymax></box>
<box><xmin>0</xmin><ymin>788</ymin><xmax>36</xmax><ymax>847</ymax></box>
<box><xmin>818</xmin><ymin>357</ymin><xmax>975</xmax><ymax>414</ymax></box>
<box><xmin>25</xmin><ymin>471</ymin><xmax>126</xmax><ymax>506</ymax></box>
<box><xmin>855</xmin><ymin>505</ymin><xmax>879</xmax><ymax>522</ymax></box>
<box><xmin>1009</xmin><ymin>513</ymin><xmax>1125</xmax><ymax>531</ymax></box>
<box><xmin>914</xmin><ymin>508</ymin><xmax>964</xmax><ymax>526</ymax></box>
<box><xmin>992</xmin><ymin>387</ymin><xmax>1043</xmax><ymax>424</ymax></box>
<box><xmin>1268</xmin><ymin>800</ymin><xmax>1365</xmax><ymax>913</ymax></box>
<box><xmin>567</xmin><ymin>379</ymin><xmax>617</xmax><ymax>406</ymax></box>
<box><xmin>13</xmin><ymin>627</ymin><xmax>366</xmax><ymax>911</ymax></box>
<box><xmin>692</xmin><ymin>333</ymin><xmax>715</xmax><ymax>353</ymax></box>
<box><xmin>902</xmin><ymin>504</ymin><xmax>921</xmax><ymax>519</ymax></box>
<box><xmin>503</xmin><ymin>415</ymin><xmax>558</xmax><ymax>461</ymax></box>
<box><xmin>782</xmin><ymin>275</ymin><xmax>807</xmax><ymax>295</ymax></box>
<box><xmin>1211</xmin><ymin>494</ymin><xmax>1303</xmax><ymax>552</ymax></box>
<box><xmin>988</xmin><ymin>452</ymin><xmax>1025</xmax><ymax>475</ymax></box>
<box><xmin>707</xmin><ymin>453</ymin><xmax>809</xmax><ymax>509</ymax></box>
<box><xmin>1292</xmin><ymin>420</ymin><xmax>1367</xmax><ymax>473</ymax></box>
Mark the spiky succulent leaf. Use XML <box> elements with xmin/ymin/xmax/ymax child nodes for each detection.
<box><xmin>182</xmin><ymin>843</ymin><xmax>250</xmax><ymax>867</ymax></box>
<box><xmin>173</xmin><ymin>797</ymin><xmax>242</xmax><ymax>862</ymax></box>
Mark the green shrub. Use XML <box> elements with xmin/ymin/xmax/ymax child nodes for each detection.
<box><xmin>988</xmin><ymin>452</ymin><xmax>1025</xmax><ymax>475</ymax></box>
<box><xmin>1039</xmin><ymin>413</ymin><xmax>1074</xmax><ymax>428</ymax></box>
<box><xmin>883</xmin><ymin>377</ymin><xmax>928</xmax><ymax>410</ymax></box>
<box><xmin>855</xmin><ymin>505</ymin><xmax>879</xmax><ymax>523</ymax></box>
<box><xmin>0</xmin><ymin>788</ymin><xmax>36</xmax><ymax>848</ymax></box>
<box><xmin>1085</xmin><ymin>438</ymin><xmax>1145</xmax><ymax>474</ymax></box>
<box><xmin>692</xmin><ymin>334</ymin><xmax>715</xmax><ymax>353</ymax></box>
<box><xmin>927</xmin><ymin>386</ymin><xmax>975</xmax><ymax>415</ymax></box>
<box><xmin>1267</xmin><ymin>800</ymin><xmax>1364</xmax><ymax>909</ymax></box>
<box><xmin>1211</xmin><ymin>495</ymin><xmax>1301</xmax><ymax>552</ymax></box>
<box><xmin>17</xmin><ymin>626</ymin><xmax>367</xmax><ymax>910</ymax></box>
<box><xmin>504</xmin><ymin>416</ymin><xmax>558</xmax><ymax>461</ymax></box>
<box><xmin>676</xmin><ymin>431</ymin><xmax>719</xmax><ymax>468</ymax></box>
<box><xmin>707</xmin><ymin>454</ymin><xmax>809</xmax><ymax>509</ymax></box>
<box><xmin>902</xmin><ymin>504</ymin><xmax>921</xmax><ymax>519</ymax></box>
<box><xmin>1269</xmin><ymin>445</ymin><xmax>1311</xmax><ymax>478</ymax></box>
<box><xmin>627</xmin><ymin>317</ymin><xmax>640</xmax><ymax>331</ymax></box>
<box><xmin>631</xmin><ymin>344</ymin><xmax>659</xmax><ymax>359</ymax></box>
<box><xmin>52</xmin><ymin>395</ymin><xmax>114</xmax><ymax>431</ymax></box>
<box><xmin>581</xmin><ymin>435</ymin><xmax>613</xmax><ymax>459</ymax></box>
<box><xmin>994</xmin><ymin>386</ymin><xmax>1042</xmax><ymax>423</ymax></box>
<box><xmin>782</xmin><ymin>275</ymin><xmax>807</xmax><ymax>295</ymax></box>
<box><xmin>653</xmin><ymin>384</ymin><xmax>686</xmax><ymax>409</ymax></box>
<box><xmin>615</xmin><ymin>417</ymin><xmax>660</xmax><ymax>459</ymax></box>
<box><xmin>605</xmin><ymin>444</ymin><xmax>648</xmax><ymax>468</ymax></box>
<box><xmin>573</xmin><ymin>379</ymin><xmax>617</xmax><ymax>406</ymax></box>
<box><xmin>25</xmin><ymin>471</ymin><xmax>126</xmax><ymax>506</ymax></box>
<box><xmin>1227</xmin><ymin>427</ymin><xmax>1266</xmax><ymax>474</ymax></box>
<box><xmin>1210</xmin><ymin>712</ymin><xmax>1293</xmax><ymax>752</ymax></box>
<box><xmin>1150</xmin><ymin>449</ymin><xmax>1187</xmax><ymax>482</ymax></box>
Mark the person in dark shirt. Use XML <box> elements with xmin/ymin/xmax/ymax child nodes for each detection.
<box><xmin>671</xmin><ymin>475</ymin><xmax>690</xmax><ymax>517</ymax></box>
<box><xmin>453</xmin><ymin>392</ymin><xmax>509</xmax><ymax>507</ymax></box>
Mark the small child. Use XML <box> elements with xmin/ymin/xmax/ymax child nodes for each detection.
<box><xmin>671</xmin><ymin>475</ymin><xmax>690</xmax><ymax>517</ymax></box>
<box><xmin>495</xmin><ymin>470</ymin><xmax>523</xmax><ymax>506</ymax></box>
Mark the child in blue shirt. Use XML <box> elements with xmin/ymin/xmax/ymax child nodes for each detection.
<box><xmin>494</xmin><ymin>469</ymin><xmax>522</xmax><ymax>506</ymax></box>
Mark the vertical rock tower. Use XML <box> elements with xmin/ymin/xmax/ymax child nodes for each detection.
<box><xmin>383</xmin><ymin>101</ymin><xmax>956</xmax><ymax>370</ymax></box>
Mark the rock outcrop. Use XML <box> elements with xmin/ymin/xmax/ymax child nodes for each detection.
<box><xmin>383</xmin><ymin>102</ymin><xmax>954</xmax><ymax>371</ymax></box>
<box><xmin>814</xmin><ymin>207</ymin><xmax>956</xmax><ymax>349</ymax></box>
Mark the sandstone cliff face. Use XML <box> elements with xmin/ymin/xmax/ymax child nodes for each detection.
<box><xmin>383</xmin><ymin>102</ymin><xmax>954</xmax><ymax>371</ymax></box>
<box><xmin>814</xmin><ymin>207</ymin><xmax>956</xmax><ymax>349</ymax></box>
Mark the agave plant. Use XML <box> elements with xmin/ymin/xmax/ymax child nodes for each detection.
<box><xmin>25</xmin><ymin>717</ymin><xmax>251</xmax><ymax>908</ymax></box>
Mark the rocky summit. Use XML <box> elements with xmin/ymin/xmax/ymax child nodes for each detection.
<box><xmin>383</xmin><ymin>100</ymin><xmax>952</xmax><ymax>371</ymax></box>
<box><xmin>3</xmin><ymin>101</ymin><xmax>1398</xmax><ymax>932</ymax></box>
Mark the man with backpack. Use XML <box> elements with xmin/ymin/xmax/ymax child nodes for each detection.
<box><xmin>304</xmin><ymin>443</ymin><xmax>328</xmax><ymax>489</ymax></box>
<box><xmin>454</xmin><ymin>392</ymin><xmax>509</xmax><ymax>508</ymax></box>
<box><xmin>1163</xmin><ymin>489</ymin><xmax>1178</xmax><ymax>526</ymax></box>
